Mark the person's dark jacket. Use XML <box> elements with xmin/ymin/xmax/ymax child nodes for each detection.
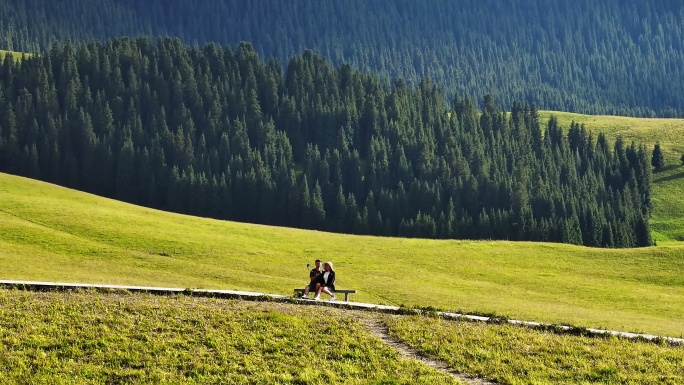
<box><xmin>318</xmin><ymin>270</ymin><xmax>336</xmax><ymax>291</ymax></box>
<box><xmin>309</xmin><ymin>268</ymin><xmax>321</xmax><ymax>284</ymax></box>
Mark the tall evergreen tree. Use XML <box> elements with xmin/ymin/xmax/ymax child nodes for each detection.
<box><xmin>0</xmin><ymin>37</ymin><xmax>654</xmax><ymax>248</ymax></box>
<box><xmin>115</xmin><ymin>139</ymin><xmax>137</xmax><ymax>203</ymax></box>
<box><xmin>652</xmin><ymin>143</ymin><xmax>665</xmax><ymax>172</ymax></box>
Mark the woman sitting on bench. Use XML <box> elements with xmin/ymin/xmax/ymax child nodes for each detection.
<box><xmin>314</xmin><ymin>261</ymin><xmax>336</xmax><ymax>301</ymax></box>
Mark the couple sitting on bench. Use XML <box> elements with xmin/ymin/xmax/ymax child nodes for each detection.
<box><xmin>301</xmin><ymin>259</ymin><xmax>336</xmax><ymax>301</ymax></box>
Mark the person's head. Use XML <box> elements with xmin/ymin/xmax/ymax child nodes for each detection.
<box><xmin>314</xmin><ymin>259</ymin><xmax>322</xmax><ymax>268</ymax></box>
<box><xmin>324</xmin><ymin>261</ymin><xmax>333</xmax><ymax>271</ymax></box>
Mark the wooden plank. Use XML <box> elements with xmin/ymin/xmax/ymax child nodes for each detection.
<box><xmin>294</xmin><ymin>288</ymin><xmax>357</xmax><ymax>301</ymax></box>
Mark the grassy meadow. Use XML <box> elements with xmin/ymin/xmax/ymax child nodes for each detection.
<box><xmin>1</xmin><ymin>288</ymin><xmax>681</xmax><ymax>384</ymax></box>
<box><xmin>539</xmin><ymin>111</ymin><xmax>684</xmax><ymax>243</ymax></box>
<box><xmin>0</xmin><ymin>289</ymin><xmax>459</xmax><ymax>384</ymax></box>
<box><xmin>385</xmin><ymin>315</ymin><xmax>684</xmax><ymax>384</ymax></box>
<box><xmin>1</xmin><ymin>172</ymin><xmax>684</xmax><ymax>337</ymax></box>
<box><xmin>2</xmin><ymin>111</ymin><xmax>684</xmax><ymax>383</ymax></box>
<box><xmin>0</xmin><ymin>49</ymin><xmax>30</xmax><ymax>61</ymax></box>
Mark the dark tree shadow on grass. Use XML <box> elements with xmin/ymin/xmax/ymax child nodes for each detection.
<box><xmin>659</xmin><ymin>164</ymin><xmax>680</xmax><ymax>173</ymax></box>
<box><xmin>653</xmin><ymin>168</ymin><xmax>684</xmax><ymax>183</ymax></box>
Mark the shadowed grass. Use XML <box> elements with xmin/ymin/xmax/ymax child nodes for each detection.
<box><xmin>1</xmin><ymin>173</ymin><xmax>683</xmax><ymax>336</ymax></box>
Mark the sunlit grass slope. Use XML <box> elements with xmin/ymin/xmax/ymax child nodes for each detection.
<box><xmin>0</xmin><ymin>290</ymin><xmax>459</xmax><ymax>384</ymax></box>
<box><xmin>1</xmin><ymin>173</ymin><xmax>683</xmax><ymax>336</ymax></box>
<box><xmin>385</xmin><ymin>315</ymin><xmax>684</xmax><ymax>384</ymax></box>
<box><xmin>539</xmin><ymin>111</ymin><xmax>684</xmax><ymax>243</ymax></box>
<box><xmin>0</xmin><ymin>49</ymin><xmax>30</xmax><ymax>61</ymax></box>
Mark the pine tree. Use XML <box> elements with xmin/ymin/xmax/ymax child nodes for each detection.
<box><xmin>0</xmin><ymin>36</ymin><xmax>654</xmax><ymax>248</ymax></box>
<box><xmin>147</xmin><ymin>174</ymin><xmax>160</xmax><ymax>208</ymax></box>
<box><xmin>311</xmin><ymin>181</ymin><xmax>327</xmax><ymax>230</ymax></box>
<box><xmin>115</xmin><ymin>139</ymin><xmax>137</xmax><ymax>203</ymax></box>
<box><xmin>334</xmin><ymin>186</ymin><xmax>348</xmax><ymax>232</ymax></box>
<box><xmin>651</xmin><ymin>143</ymin><xmax>665</xmax><ymax>172</ymax></box>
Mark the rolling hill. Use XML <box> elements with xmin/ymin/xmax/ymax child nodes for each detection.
<box><xmin>0</xmin><ymin>38</ymin><xmax>655</xmax><ymax>248</ymax></box>
<box><xmin>2</xmin><ymin>111</ymin><xmax>684</xmax><ymax>383</ymax></box>
<box><xmin>2</xmin><ymin>172</ymin><xmax>683</xmax><ymax>336</ymax></box>
<box><xmin>538</xmin><ymin>111</ymin><xmax>684</xmax><ymax>243</ymax></box>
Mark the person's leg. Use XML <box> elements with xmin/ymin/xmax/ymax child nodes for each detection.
<box><xmin>302</xmin><ymin>284</ymin><xmax>311</xmax><ymax>297</ymax></box>
<box><xmin>314</xmin><ymin>284</ymin><xmax>323</xmax><ymax>300</ymax></box>
<box><xmin>320</xmin><ymin>287</ymin><xmax>337</xmax><ymax>300</ymax></box>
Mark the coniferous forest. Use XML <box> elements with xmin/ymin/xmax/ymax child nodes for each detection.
<box><xmin>0</xmin><ymin>38</ymin><xmax>653</xmax><ymax>247</ymax></box>
<box><xmin>1</xmin><ymin>0</ymin><xmax>683</xmax><ymax>117</ymax></box>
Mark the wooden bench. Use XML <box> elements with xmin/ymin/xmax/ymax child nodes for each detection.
<box><xmin>294</xmin><ymin>288</ymin><xmax>357</xmax><ymax>301</ymax></box>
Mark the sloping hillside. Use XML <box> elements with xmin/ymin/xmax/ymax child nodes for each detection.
<box><xmin>1</xmin><ymin>173</ymin><xmax>683</xmax><ymax>335</ymax></box>
<box><xmin>539</xmin><ymin>111</ymin><xmax>684</xmax><ymax>242</ymax></box>
<box><xmin>0</xmin><ymin>49</ymin><xmax>28</xmax><ymax>61</ymax></box>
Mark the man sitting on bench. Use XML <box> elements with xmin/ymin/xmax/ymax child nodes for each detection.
<box><xmin>301</xmin><ymin>259</ymin><xmax>322</xmax><ymax>299</ymax></box>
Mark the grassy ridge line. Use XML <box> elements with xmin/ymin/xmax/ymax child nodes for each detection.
<box><xmin>2</xmin><ymin>173</ymin><xmax>684</xmax><ymax>336</ymax></box>
<box><xmin>538</xmin><ymin>111</ymin><xmax>684</xmax><ymax>156</ymax></box>
<box><xmin>0</xmin><ymin>289</ymin><xmax>460</xmax><ymax>384</ymax></box>
<box><xmin>539</xmin><ymin>111</ymin><xmax>684</xmax><ymax>243</ymax></box>
<box><xmin>0</xmin><ymin>49</ymin><xmax>30</xmax><ymax>61</ymax></box>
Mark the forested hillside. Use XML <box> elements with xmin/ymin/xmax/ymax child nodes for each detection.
<box><xmin>0</xmin><ymin>0</ymin><xmax>683</xmax><ymax>117</ymax></box>
<box><xmin>0</xmin><ymin>38</ymin><xmax>652</xmax><ymax>247</ymax></box>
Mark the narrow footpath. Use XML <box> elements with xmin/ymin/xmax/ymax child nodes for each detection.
<box><xmin>362</xmin><ymin>318</ymin><xmax>497</xmax><ymax>385</ymax></box>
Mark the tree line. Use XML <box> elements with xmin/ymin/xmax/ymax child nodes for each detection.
<box><xmin>0</xmin><ymin>0</ymin><xmax>683</xmax><ymax>117</ymax></box>
<box><xmin>0</xmin><ymin>38</ymin><xmax>653</xmax><ymax>247</ymax></box>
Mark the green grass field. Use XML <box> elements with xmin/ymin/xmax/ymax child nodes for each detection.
<box><xmin>1</xmin><ymin>288</ymin><xmax>681</xmax><ymax>384</ymax></box>
<box><xmin>2</xmin><ymin>110</ymin><xmax>684</xmax><ymax>382</ymax></box>
<box><xmin>0</xmin><ymin>49</ymin><xmax>30</xmax><ymax>61</ymax></box>
<box><xmin>2</xmin><ymin>172</ymin><xmax>684</xmax><ymax>336</ymax></box>
<box><xmin>0</xmin><ymin>289</ymin><xmax>460</xmax><ymax>384</ymax></box>
<box><xmin>539</xmin><ymin>111</ymin><xmax>684</xmax><ymax>243</ymax></box>
<box><xmin>385</xmin><ymin>315</ymin><xmax>684</xmax><ymax>384</ymax></box>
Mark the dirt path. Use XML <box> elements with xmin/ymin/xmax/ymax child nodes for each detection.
<box><xmin>362</xmin><ymin>318</ymin><xmax>497</xmax><ymax>385</ymax></box>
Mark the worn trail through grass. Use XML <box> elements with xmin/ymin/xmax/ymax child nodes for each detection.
<box><xmin>362</xmin><ymin>318</ymin><xmax>497</xmax><ymax>385</ymax></box>
<box><xmin>2</xmin><ymin>288</ymin><xmax>682</xmax><ymax>384</ymax></box>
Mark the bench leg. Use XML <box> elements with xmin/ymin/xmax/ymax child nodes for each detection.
<box><xmin>344</xmin><ymin>293</ymin><xmax>350</xmax><ymax>301</ymax></box>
